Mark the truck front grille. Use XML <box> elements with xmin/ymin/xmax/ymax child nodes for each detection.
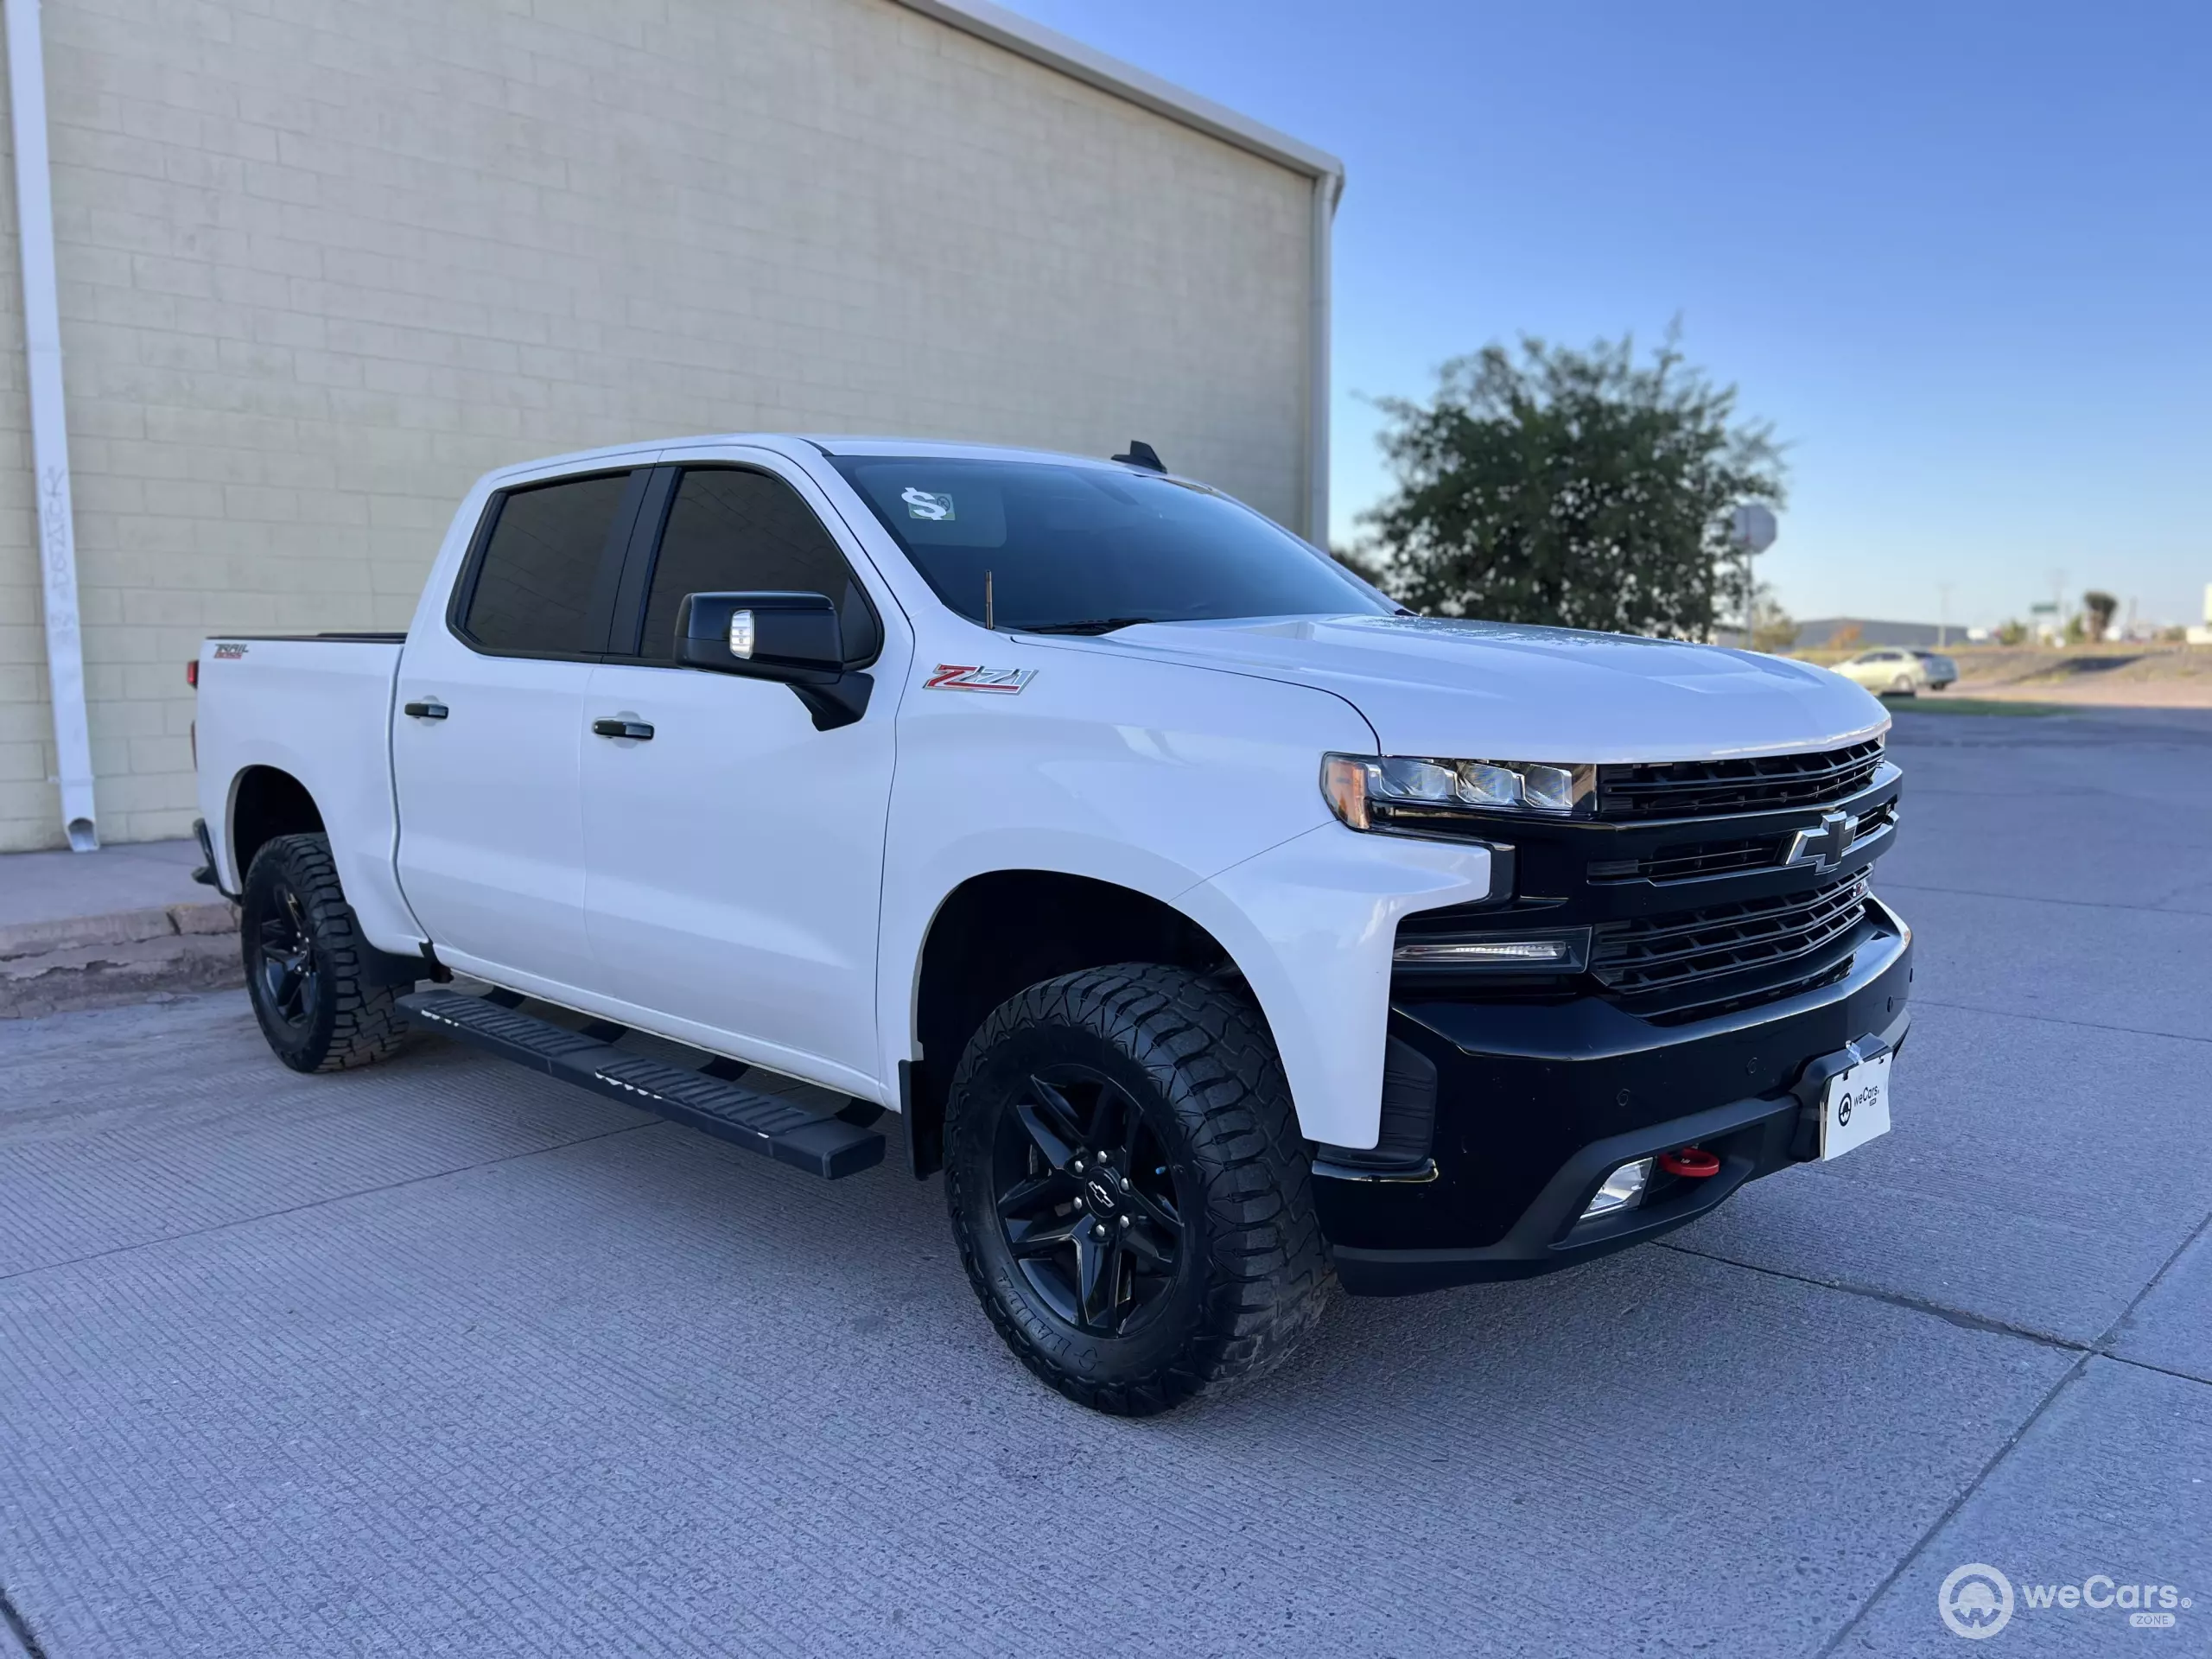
<box><xmin>1586</xmin><ymin>833</ymin><xmax>1783</xmax><ymax>885</ymax></box>
<box><xmin>1586</xmin><ymin>797</ymin><xmax>1900</xmax><ymax>887</ymax></box>
<box><xmin>1596</xmin><ymin>738</ymin><xmax>1885</xmax><ymax>820</ymax></box>
<box><xmin>1589</xmin><ymin>871</ymin><xmax>1870</xmax><ymax>995</ymax></box>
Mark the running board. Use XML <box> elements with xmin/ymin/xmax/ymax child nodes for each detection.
<box><xmin>398</xmin><ymin>988</ymin><xmax>884</xmax><ymax>1179</ymax></box>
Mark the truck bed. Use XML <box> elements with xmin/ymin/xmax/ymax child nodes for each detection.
<box><xmin>194</xmin><ymin>632</ymin><xmax>424</xmax><ymax>956</ymax></box>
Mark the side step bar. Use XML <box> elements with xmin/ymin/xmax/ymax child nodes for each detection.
<box><xmin>398</xmin><ymin>988</ymin><xmax>884</xmax><ymax>1179</ymax></box>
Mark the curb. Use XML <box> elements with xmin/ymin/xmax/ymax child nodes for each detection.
<box><xmin>0</xmin><ymin>901</ymin><xmax>244</xmax><ymax>1020</ymax></box>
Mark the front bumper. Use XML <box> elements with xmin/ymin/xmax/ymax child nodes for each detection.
<box><xmin>1319</xmin><ymin>895</ymin><xmax>1913</xmax><ymax>1295</ymax></box>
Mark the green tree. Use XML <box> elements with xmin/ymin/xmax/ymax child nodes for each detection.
<box><xmin>1363</xmin><ymin>333</ymin><xmax>1785</xmax><ymax>638</ymax></box>
<box><xmin>1330</xmin><ymin>543</ymin><xmax>1394</xmax><ymax>593</ymax></box>
<box><xmin>2082</xmin><ymin>590</ymin><xmax>2119</xmax><ymax>642</ymax></box>
<box><xmin>1750</xmin><ymin>583</ymin><xmax>1799</xmax><ymax>653</ymax></box>
<box><xmin>1996</xmin><ymin>618</ymin><xmax>2028</xmax><ymax>645</ymax></box>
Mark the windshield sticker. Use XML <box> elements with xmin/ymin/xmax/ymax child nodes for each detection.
<box><xmin>925</xmin><ymin>664</ymin><xmax>1035</xmax><ymax>694</ymax></box>
<box><xmin>902</xmin><ymin>487</ymin><xmax>956</xmax><ymax>522</ymax></box>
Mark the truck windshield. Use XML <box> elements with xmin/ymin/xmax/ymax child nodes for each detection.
<box><xmin>828</xmin><ymin>456</ymin><xmax>1391</xmax><ymax>632</ymax></box>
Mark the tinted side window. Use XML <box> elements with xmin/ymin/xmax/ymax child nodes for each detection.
<box><xmin>461</xmin><ymin>472</ymin><xmax>633</xmax><ymax>656</ymax></box>
<box><xmin>637</xmin><ymin>468</ymin><xmax>881</xmax><ymax>665</ymax></box>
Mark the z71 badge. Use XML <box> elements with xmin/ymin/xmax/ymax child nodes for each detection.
<box><xmin>925</xmin><ymin>664</ymin><xmax>1035</xmax><ymax>694</ymax></box>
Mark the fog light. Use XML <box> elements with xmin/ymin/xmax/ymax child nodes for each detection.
<box><xmin>1580</xmin><ymin>1157</ymin><xmax>1652</xmax><ymax>1221</ymax></box>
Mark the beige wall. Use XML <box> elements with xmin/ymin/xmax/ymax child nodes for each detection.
<box><xmin>0</xmin><ymin>65</ymin><xmax>40</xmax><ymax>849</ymax></box>
<box><xmin>0</xmin><ymin>0</ymin><xmax>1320</xmax><ymax>850</ymax></box>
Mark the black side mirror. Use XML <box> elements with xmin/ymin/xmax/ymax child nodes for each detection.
<box><xmin>673</xmin><ymin>592</ymin><xmax>873</xmax><ymax>730</ymax></box>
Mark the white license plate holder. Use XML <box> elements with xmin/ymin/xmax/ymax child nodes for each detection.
<box><xmin>1820</xmin><ymin>1048</ymin><xmax>1893</xmax><ymax>1160</ymax></box>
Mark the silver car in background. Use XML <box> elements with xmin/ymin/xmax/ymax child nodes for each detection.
<box><xmin>1912</xmin><ymin>650</ymin><xmax>1959</xmax><ymax>689</ymax></box>
<box><xmin>1834</xmin><ymin>648</ymin><xmax>1931</xmax><ymax>696</ymax></box>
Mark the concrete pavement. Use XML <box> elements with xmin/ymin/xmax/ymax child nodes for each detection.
<box><xmin>0</xmin><ymin>838</ymin><xmax>238</xmax><ymax>1019</ymax></box>
<box><xmin>2</xmin><ymin>709</ymin><xmax>2207</xmax><ymax>1656</ymax></box>
<box><xmin>0</xmin><ymin>837</ymin><xmax>209</xmax><ymax>929</ymax></box>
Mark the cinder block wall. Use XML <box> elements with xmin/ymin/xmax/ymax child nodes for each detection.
<box><xmin>0</xmin><ymin>0</ymin><xmax>1319</xmax><ymax>850</ymax></box>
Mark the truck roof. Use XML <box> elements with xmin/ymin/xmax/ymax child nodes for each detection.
<box><xmin>481</xmin><ymin>434</ymin><xmax>1150</xmax><ymax>487</ymax></box>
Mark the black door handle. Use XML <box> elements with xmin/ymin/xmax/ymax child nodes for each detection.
<box><xmin>592</xmin><ymin>717</ymin><xmax>654</xmax><ymax>741</ymax></box>
<box><xmin>404</xmin><ymin>701</ymin><xmax>448</xmax><ymax>721</ymax></box>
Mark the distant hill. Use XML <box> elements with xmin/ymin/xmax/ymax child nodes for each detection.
<box><xmin>1795</xmin><ymin>617</ymin><xmax>1953</xmax><ymax>649</ymax></box>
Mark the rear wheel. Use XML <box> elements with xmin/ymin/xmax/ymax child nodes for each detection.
<box><xmin>944</xmin><ymin>963</ymin><xmax>1332</xmax><ymax>1415</ymax></box>
<box><xmin>242</xmin><ymin>833</ymin><xmax>409</xmax><ymax>1072</ymax></box>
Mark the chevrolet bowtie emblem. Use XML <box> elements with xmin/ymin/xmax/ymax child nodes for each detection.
<box><xmin>1783</xmin><ymin>810</ymin><xmax>1858</xmax><ymax>874</ymax></box>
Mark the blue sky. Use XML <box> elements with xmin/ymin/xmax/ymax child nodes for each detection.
<box><xmin>1007</xmin><ymin>0</ymin><xmax>2211</xmax><ymax>631</ymax></box>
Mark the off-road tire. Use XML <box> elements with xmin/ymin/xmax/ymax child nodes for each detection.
<box><xmin>944</xmin><ymin>963</ymin><xmax>1333</xmax><ymax>1415</ymax></box>
<box><xmin>241</xmin><ymin>832</ymin><xmax>409</xmax><ymax>1073</ymax></box>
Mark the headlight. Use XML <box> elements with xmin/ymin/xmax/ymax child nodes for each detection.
<box><xmin>1322</xmin><ymin>753</ymin><xmax>1595</xmax><ymax>831</ymax></box>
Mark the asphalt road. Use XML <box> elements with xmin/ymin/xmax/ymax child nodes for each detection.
<box><xmin>4</xmin><ymin>707</ymin><xmax>2209</xmax><ymax>1658</ymax></box>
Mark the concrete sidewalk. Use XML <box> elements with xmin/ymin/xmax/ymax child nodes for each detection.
<box><xmin>0</xmin><ymin>838</ymin><xmax>241</xmax><ymax>1019</ymax></box>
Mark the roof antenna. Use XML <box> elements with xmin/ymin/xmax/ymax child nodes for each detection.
<box><xmin>1111</xmin><ymin>440</ymin><xmax>1165</xmax><ymax>472</ymax></box>
<box><xmin>984</xmin><ymin>569</ymin><xmax>994</xmax><ymax>631</ymax></box>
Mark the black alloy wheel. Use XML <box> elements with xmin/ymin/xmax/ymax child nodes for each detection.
<box><xmin>240</xmin><ymin>833</ymin><xmax>410</xmax><ymax>1073</ymax></box>
<box><xmin>944</xmin><ymin>963</ymin><xmax>1333</xmax><ymax>1415</ymax></box>
<box><xmin>994</xmin><ymin>1065</ymin><xmax>1185</xmax><ymax>1338</ymax></box>
<box><xmin>253</xmin><ymin>878</ymin><xmax>321</xmax><ymax>1032</ymax></box>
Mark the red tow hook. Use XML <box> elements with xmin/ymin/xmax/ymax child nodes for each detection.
<box><xmin>1659</xmin><ymin>1146</ymin><xmax>1721</xmax><ymax>1179</ymax></box>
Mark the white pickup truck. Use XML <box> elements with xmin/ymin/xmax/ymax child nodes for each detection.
<box><xmin>192</xmin><ymin>434</ymin><xmax>1910</xmax><ymax>1415</ymax></box>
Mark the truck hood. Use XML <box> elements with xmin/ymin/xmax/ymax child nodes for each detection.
<box><xmin>1080</xmin><ymin>614</ymin><xmax>1886</xmax><ymax>762</ymax></box>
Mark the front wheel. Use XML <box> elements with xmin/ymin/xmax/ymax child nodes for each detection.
<box><xmin>944</xmin><ymin>963</ymin><xmax>1332</xmax><ymax>1415</ymax></box>
<box><xmin>242</xmin><ymin>833</ymin><xmax>409</xmax><ymax>1072</ymax></box>
<box><xmin>1889</xmin><ymin>673</ymin><xmax>1917</xmax><ymax>696</ymax></box>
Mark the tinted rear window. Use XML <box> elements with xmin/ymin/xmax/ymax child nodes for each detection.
<box><xmin>461</xmin><ymin>472</ymin><xmax>633</xmax><ymax>655</ymax></box>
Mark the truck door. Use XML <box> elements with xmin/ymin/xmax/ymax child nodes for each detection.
<box><xmin>580</xmin><ymin>454</ymin><xmax>902</xmax><ymax>1093</ymax></box>
<box><xmin>393</xmin><ymin>467</ymin><xmax>645</xmax><ymax>992</ymax></box>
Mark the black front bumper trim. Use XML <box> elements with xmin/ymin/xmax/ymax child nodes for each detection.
<box><xmin>1331</xmin><ymin>1090</ymin><xmax>1789</xmax><ymax>1295</ymax></box>
<box><xmin>1311</xmin><ymin>1155</ymin><xmax>1439</xmax><ymax>1184</ymax></box>
<box><xmin>1319</xmin><ymin>899</ymin><xmax>1912</xmax><ymax>1295</ymax></box>
<box><xmin>1330</xmin><ymin>1003</ymin><xmax>1910</xmax><ymax>1296</ymax></box>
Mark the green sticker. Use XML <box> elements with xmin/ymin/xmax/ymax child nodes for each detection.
<box><xmin>902</xmin><ymin>487</ymin><xmax>956</xmax><ymax>523</ymax></box>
